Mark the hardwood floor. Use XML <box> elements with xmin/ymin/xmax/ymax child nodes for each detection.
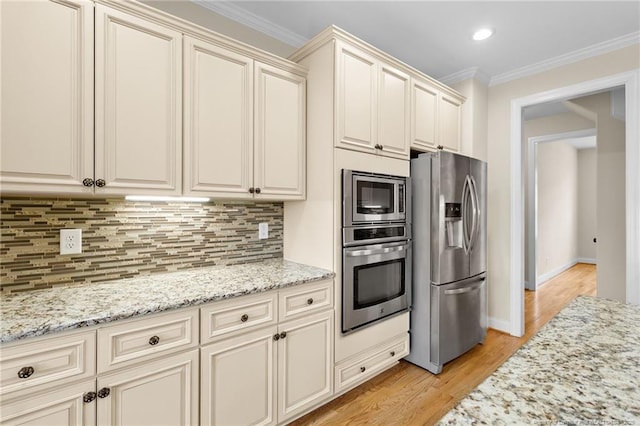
<box><xmin>291</xmin><ymin>263</ymin><xmax>597</xmax><ymax>426</ymax></box>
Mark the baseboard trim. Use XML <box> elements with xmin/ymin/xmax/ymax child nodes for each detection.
<box><xmin>488</xmin><ymin>317</ymin><xmax>510</xmax><ymax>334</ymax></box>
<box><xmin>576</xmin><ymin>257</ymin><xmax>597</xmax><ymax>265</ymax></box>
<box><xmin>537</xmin><ymin>259</ymin><xmax>579</xmax><ymax>286</ymax></box>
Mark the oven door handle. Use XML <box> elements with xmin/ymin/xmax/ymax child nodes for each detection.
<box><xmin>345</xmin><ymin>243</ymin><xmax>410</xmax><ymax>257</ymax></box>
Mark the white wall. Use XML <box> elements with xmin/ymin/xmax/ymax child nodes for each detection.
<box><xmin>536</xmin><ymin>142</ymin><xmax>578</xmax><ymax>278</ymax></box>
<box><xmin>577</xmin><ymin>148</ymin><xmax>597</xmax><ymax>261</ymax></box>
<box><xmin>572</xmin><ymin>92</ymin><xmax>627</xmax><ymax>301</ymax></box>
<box><xmin>522</xmin><ymin>112</ymin><xmax>595</xmax><ymax>283</ymax></box>
<box><xmin>486</xmin><ymin>43</ymin><xmax>639</xmax><ymax>323</ymax></box>
<box><xmin>140</xmin><ymin>1</ymin><xmax>297</xmax><ymax>58</ymax></box>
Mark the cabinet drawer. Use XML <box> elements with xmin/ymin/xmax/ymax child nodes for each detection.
<box><xmin>335</xmin><ymin>334</ymin><xmax>408</xmax><ymax>394</ymax></box>
<box><xmin>97</xmin><ymin>309</ymin><xmax>198</xmax><ymax>373</ymax></box>
<box><xmin>278</xmin><ymin>280</ymin><xmax>333</xmax><ymax>322</ymax></box>
<box><xmin>0</xmin><ymin>331</ymin><xmax>96</xmax><ymax>397</ymax></box>
<box><xmin>201</xmin><ymin>293</ymin><xmax>277</xmax><ymax>344</ymax></box>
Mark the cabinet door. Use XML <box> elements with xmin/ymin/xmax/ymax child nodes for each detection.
<box><xmin>377</xmin><ymin>63</ymin><xmax>410</xmax><ymax>159</ymax></box>
<box><xmin>439</xmin><ymin>93</ymin><xmax>462</xmax><ymax>153</ymax></box>
<box><xmin>254</xmin><ymin>62</ymin><xmax>306</xmax><ymax>200</ymax></box>
<box><xmin>0</xmin><ymin>0</ymin><xmax>94</xmax><ymax>194</ymax></box>
<box><xmin>96</xmin><ymin>350</ymin><xmax>198</xmax><ymax>426</ymax></box>
<box><xmin>411</xmin><ymin>78</ymin><xmax>438</xmax><ymax>151</ymax></box>
<box><xmin>277</xmin><ymin>310</ymin><xmax>333</xmax><ymax>423</ymax></box>
<box><xmin>0</xmin><ymin>380</ymin><xmax>96</xmax><ymax>426</ymax></box>
<box><xmin>336</xmin><ymin>42</ymin><xmax>378</xmax><ymax>153</ymax></box>
<box><xmin>95</xmin><ymin>5</ymin><xmax>182</xmax><ymax>195</ymax></box>
<box><xmin>183</xmin><ymin>36</ymin><xmax>254</xmax><ymax>198</ymax></box>
<box><xmin>201</xmin><ymin>326</ymin><xmax>277</xmax><ymax>426</ymax></box>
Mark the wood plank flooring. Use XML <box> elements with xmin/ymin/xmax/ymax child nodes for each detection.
<box><xmin>291</xmin><ymin>263</ymin><xmax>597</xmax><ymax>426</ymax></box>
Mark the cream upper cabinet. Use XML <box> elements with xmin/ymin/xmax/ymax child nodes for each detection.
<box><xmin>410</xmin><ymin>79</ymin><xmax>462</xmax><ymax>154</ymax></box>
<box><xmin>184</xmin><ymin>38</ymin><xmax>306</xmax><ymax>200</ymax></box>
<box><xmin>254</xmin><ymin>62</ymin><xmax>306</xmax><ymax>199</ymax></box>
<box><xmin>96</xmin><ymin>350</ymin><xmax>199</xmax><ymax>426</ymax></box>
<box><xmin>336</xmin><ymin>42</ymin><xmax>410</xmax><ymax>159</ymax></box>
<box><xmin>0</xmin><ymin>0</ymin><xmax>94</xmax><ymax>194</ymax></box>
<box><xmin>183</xmin><ymin>36</ymin><xmax>254</xmax><ymax>198</ymax></box>
<box><xmin>439</xmin><ymin>93</ymin><xmax>462</xmax><ymax>153</ymax></box>
<box><xmin>377</xmin><ymin>64</ymin><xmax>410</xmax><ymax>158</ymax></box>
<box><xmin>277</xmin><ymin>310</ymin><xmax>333</xmax><ymax>423</ymax></box>
<box><xmin>336</xmin><ymin>42</ymin><xmax>378</xmax><ymax>153</ymax></box>
<box><xmin>94</xmin><ymin>5</ymin><xmax>182</xmax><ymax>196</ymax></box>
<box><xmin>411</xmin><ymin>77</ymin><xmax>438</xmax><ymax>151</ymax></box>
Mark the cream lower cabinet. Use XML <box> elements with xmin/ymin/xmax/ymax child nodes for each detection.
<box><xmin>184</xmin><ymin>35</ymin><xmax>306</xmax><ymax>200</ymax></box>
<box><xmin>201</xmin><ymin>311</ymin><xmax>333</xmax><ymax>426</ymax></box>
<box><xmin>277</xmin><ymin>311</ymin><xmax>333</xmax><ymax>422</ymax></box>
<box><xmin>97</xmin><ymin>350</ymin><xmax>199</xmax><ymax>426</ymax></box>
<box><xmin>0</xmin><ymin>379</ymin><xmax>96</xmax><ymax>426</ymax></box>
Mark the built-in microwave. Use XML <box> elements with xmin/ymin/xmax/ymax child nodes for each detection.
<box><xmin>342</xmin><ymin>170</ymin><xmax>409</xmax><ymax>226</ymax></box>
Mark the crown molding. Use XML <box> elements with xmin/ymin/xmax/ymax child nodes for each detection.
<box><xmin>437</xmin><ymin>67</ymin><xmax>491</xmax><ymax>86</ymax></box>
<box><xmin>490</xmin><ymin>31</ymin><xmax>640</xmax><ymax>87</ymax></box>
<box><xmin>191</xmin><ymin>0</ymin><xmax>308</xmax><ymax>48</ymax></box>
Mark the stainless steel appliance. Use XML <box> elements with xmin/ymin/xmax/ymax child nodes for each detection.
<box><xmin>343</xmin><ymin>170</ymin><xmax>408</xmax><ymax>226</ymax></box>
<box><xmin>341</xmin><ymin>170</ymin><xmax>411</xmax><ymax>333</ymax></box>
<box><xmin>405</xmin><ymin>152</ymin><xmax>487</xmax><ymax>374</ymax></box>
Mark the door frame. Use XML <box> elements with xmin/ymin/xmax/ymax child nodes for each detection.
<box><xmin>510</xmin><ymin>69</ymin><xmax>640</xmax><ymax>337</ymax></box>
<box><xmin>526</xmin><ymin>128</ymin><xmax>597</xmax><ymax>291</ymax></box>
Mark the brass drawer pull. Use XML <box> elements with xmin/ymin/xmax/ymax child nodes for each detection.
<box><xmin>17</xmin><ymin>366</ymin><xmax>35</xmax><ymax>379</ymax></box>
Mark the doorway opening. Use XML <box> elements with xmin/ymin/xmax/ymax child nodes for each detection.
<box><xmin>508</xmin><ymin>70</ymin><xmax>640</xmax><ymax>337</ymax></box>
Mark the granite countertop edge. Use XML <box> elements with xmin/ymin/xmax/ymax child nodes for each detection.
<box><xmin>0</xmin><ymin>259</ymin><xmax>335</xmax><ymax>344</ymax></box>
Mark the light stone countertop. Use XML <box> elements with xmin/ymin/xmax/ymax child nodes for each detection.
<box><xmin>438</xmin><ymin>295</ymin><xmax>640</xmax><ymax>425</ymax></box>
<box><xmin>0</xmin><ymin>259</ymin><xmax>334</xmax><ymax>344</ymax></box>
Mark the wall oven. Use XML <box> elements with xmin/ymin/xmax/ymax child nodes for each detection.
<box><xmin>343</xmin><ymin>170</ymin><xmax>408</xmax><ymax>226</ymax></box>
<box><xmin>342</xmin><ymin>169</ymin><xmax>411</xmax><ymax>334</ymax></box>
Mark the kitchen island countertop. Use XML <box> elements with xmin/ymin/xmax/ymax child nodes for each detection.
<box><xmin>0</xmin><ymin>259</ymin><xmax>334</xmax><ymax>343</ymax></box>
<box><xmin>438</xmin><ymin>295</ymin><xmax>640</xmax><ymax>424</ymax></box>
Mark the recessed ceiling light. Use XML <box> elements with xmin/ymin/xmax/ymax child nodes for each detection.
<box><xmin>472</xmin><ymin>28</ymin><xmax>494</xmax><ymax>41</ymax></box>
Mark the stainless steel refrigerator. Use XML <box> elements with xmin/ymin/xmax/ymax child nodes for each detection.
<box><xmin>405</xmin><ymin>151</ymin><xmax>487</xmax><ymax>374</ymax></box>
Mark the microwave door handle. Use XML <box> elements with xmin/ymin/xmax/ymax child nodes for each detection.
<box><xmin>345</xmin><ymin>243</ymin><xmax>409</xmax><ymax>257</ymax></box>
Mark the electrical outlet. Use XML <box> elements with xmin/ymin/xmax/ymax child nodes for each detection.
<box><xmin>258</xmin><ymin>223</ymin><xmax>269</xmax><ymax>240</ymax></box>
<box><xmin>60</xmin><ymin>229</ymin><xmax>82</xmax><ymax>255</ymax></box>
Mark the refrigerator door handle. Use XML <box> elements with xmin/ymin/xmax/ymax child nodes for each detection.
<box><xmin>444</xmin><ymin>281</ymin><xmax>485</xmax><ymax>295</ymax></box>
<box><xmin>468</xmin><ymin>175</ymin><xmax>480</xmax><ymax>252</ymax></box>
<box><xmin>461</xmin><ymin>175</ymin><xmax>472</xmax><ymax>254</ymax></box>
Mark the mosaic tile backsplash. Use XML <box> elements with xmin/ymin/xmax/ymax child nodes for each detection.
<box><xmin>0</xmin><ymin>197</ymin><xmax>283</xmax><ymax>293</ymax></box>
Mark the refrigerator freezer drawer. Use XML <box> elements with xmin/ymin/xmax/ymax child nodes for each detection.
<box><xmin>430</xmin><ymin>274</ymin><xmax>487</xmax><ymax>366</ymax></box>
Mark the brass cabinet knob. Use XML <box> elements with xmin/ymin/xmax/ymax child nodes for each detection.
<box><xmin>273</xmin><ymin>333</ymin><xmax>280</xmax><ymax>341</ymax></box>
<box><xmin>95</xmin><ymin>179</ymin><xmax>106</xmax><ymax>187</ymax></box>
<box><xmin>360</xmin><ymin>366</ymin><xmax>366</xmax><ymax>373</ymax></box>
<box><xmin>83</xmin><ymin>392</ymin><xmax>97</xmax><ymax>403</ymax></box>
<box><xmin>255</xmin><ymin>188</ymin><xmax>261</xmax><ymax>194</ymax></box>
<box><xmin>307</xmin><ymin>298</ymin><xmax>314</xmax><ymax>305</ymax></box>
<box><xmin>82</xmin><ymin>178</ymin><xmax>94</xmax><ymax>187</ymax></box>
<box><xmin>279</xmin><ymin>331</ymin><xmax>287</xmax><ymax>339</ymax></box>
<box><xmin>390</xmin><ymin>351</ymin><xmax>396</xmax><ymax>357</ymax></box>
<box><xmin>240</xmin><ymin>314</ymin><xmax>249</xmax><ymax>323</ymax></box>
<box><xmin>149</xmin><ymin>335</ymin><xmax>160</xmax><ymax>346</ymax></box>
<box><xmin>249</xmin><ymin>187</ymin><xmax>255</xmax><ymax>194</ymax></box>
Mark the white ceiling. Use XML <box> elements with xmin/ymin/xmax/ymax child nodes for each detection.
<box><xmin>193</xmin><ymin>1</ymin><xmax>640</xmax><ymax>85</ymax></box>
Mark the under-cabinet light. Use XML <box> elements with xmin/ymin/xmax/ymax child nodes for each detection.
<box><xmin>125</xmin><ymin>196</ymin><xmax>210</xmax><ymax>203</ymax></box>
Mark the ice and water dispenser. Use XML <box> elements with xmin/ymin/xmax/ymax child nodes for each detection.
<box><xmin>444</xmin><ymin>202</ymin><xmax>462</xmax><ymax>248</ymax></box>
